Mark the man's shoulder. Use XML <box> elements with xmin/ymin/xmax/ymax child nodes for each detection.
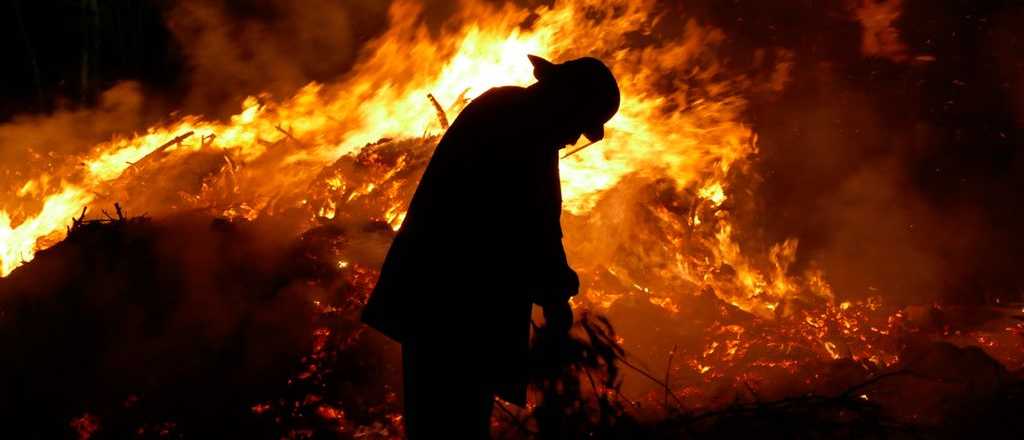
<box><xmin>469</xmin><ymin>86</ymin><xmax>530</xmax><ymax>111</ymax></box>
<box><xmin>477</xmin><ymin>85</ymin><xmax>529</xmax><ymax>100</ymax></box>
<box><xmin>448</xmin><ymin>86</ymin><xmax>530</xmax><ymax>130</ymax></box>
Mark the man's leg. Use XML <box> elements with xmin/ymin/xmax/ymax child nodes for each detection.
<box><xmin>474</xmin><ymin>385</ymin><xmax>496</xmax><ymax>438</ymax></box>
<box><xmin>402</xmin><ymin>339</ymin><xmax>495</xmax><ymax>439</ymax></box>
<box><xmin>401</xmin><ymin>340</ymin><xmax>424</xmax><ymax>439</ymax></box>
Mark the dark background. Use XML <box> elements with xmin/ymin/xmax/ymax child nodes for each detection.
<box><xmin>3</xmin><ymin>0</ymin><xmax>179</xmax><ymax>118</ymax></box>
<box><xmin>3</xmin><ymin>0</ymin><xmax>1023</xmax><ymax>304</ymax></box>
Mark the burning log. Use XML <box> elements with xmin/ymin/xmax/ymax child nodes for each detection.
<box><xmin>274</xmin><ymin>125</ymin><xmax>306</xmax><ymax>148</ymax></box>
<box><xmin>127</xmin><ymin>131</ymin><xmax>194</xmax><ymax>169</ymax></box>
<box><xmin>427</xmin><ymin>93</ymin><xmax>449</xmax><ymax>129</ymax></box>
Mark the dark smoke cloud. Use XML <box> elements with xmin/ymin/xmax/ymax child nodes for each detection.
<box><xmin>0</xmin><ymin>82</ymin><xmax>142</xmax><ymax>155</ymax></box>
<box><xmin>164</xmin><ymin>0</ymin><xmax>391</xmax><ymax>116</ymax></box>
<box><xmin>0</xmin><ymin>82</ymin><xmax>148</xmax><ymax>212</ymax></box>
<box><xmin>163</xmin><ymin>0</ymin><xmax>526</xmax><ymax>116</ymax></box>
<box><xmin>689</xmin><ymin>0</ymin><xmax>1024</xmax><ymax>304</ymax></box>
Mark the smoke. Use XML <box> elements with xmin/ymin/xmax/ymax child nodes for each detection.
<box><xmin>164</xmin><ymin>0</ymin><xmax>390</xmax><ymax>116</ymax></box>
<box><xmin>850</xmin><ymin>0</ymin><xmax>910</xmax><ymax>62</ymax></box>
<box><xmin>0</xmin><ymin>82</ymin><xmax>147</xmax><ymax>213</ymax></box>
<box><xmin>160</xmin><ymin>0</ymin><xmax>547</xmax><ymax>117</ymax></box>
<box><xmin>693</xmin><ymin>0</ymin><xmax>1024</xmax><ymax>305</ymax></box>
<box><xmin>0</xmin><ymin>82</ymin><xmax>143</xmax><ymax>157</ymax></box>
<box><xmin>1</xmin><ymin>0</ymin><xmax>391</xmax><ymax>199</ymax></box>
<box><xmin>0</xmin><ymin>0</ymin><xmax>399</xmax><ymax>226</ymax></box>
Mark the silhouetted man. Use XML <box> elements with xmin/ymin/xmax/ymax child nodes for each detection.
<box><xmin>362</xmin><ymin>54</ymin><xmax>620</xmax><ymax>439</ymax></box>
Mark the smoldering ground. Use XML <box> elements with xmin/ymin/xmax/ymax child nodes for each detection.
<box><xmin>677</xmin><ymin>0</ymin><xmax>1024</xmax><ymax>306</ymax></box>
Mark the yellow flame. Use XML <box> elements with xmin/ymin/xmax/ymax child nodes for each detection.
<box><xmin>1</xmin><ymin>186</ymin><xmax>91</xmax><ymax>276</ymax></box>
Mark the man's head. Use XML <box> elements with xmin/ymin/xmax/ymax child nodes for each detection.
<box><xmin>527</xmin><ymin>55</ymin><xmax>620</xmax><ymax>147</ymax></box>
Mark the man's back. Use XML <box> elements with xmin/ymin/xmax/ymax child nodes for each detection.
<box><xmin>363</xmin><ymin>85</ymin><xmax>564</xmax><ymax>344</ymax></box>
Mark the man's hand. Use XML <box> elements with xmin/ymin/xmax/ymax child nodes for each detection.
<box><xmin>561</xmin><ymin>267</ymin><xmax>580</xmax><ymax>298</ymax></box>
<box><xmin>542</xmin><ymin>300</ymin><xmax>574</xmax><ymax>335</ymax></box>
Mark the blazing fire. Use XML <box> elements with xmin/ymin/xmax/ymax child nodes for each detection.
<box><xmin>2</xmin><ymin>0</ymin><xmax>1022</xmax><ymax>424</ymax></box>
<box><xmin>3</xmin><ymin>0</ymin><xmax>754</xmax><ymax>275</ymax></box>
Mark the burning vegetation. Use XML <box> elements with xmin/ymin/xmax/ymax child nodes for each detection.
<box><xmin>2</xmin><ymin>0</ymin><xmax>1024</xmax><ymax>438</ymax></box>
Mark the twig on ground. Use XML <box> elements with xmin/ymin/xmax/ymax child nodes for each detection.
<box><xmin>495</xmin><ymin>400</ymin><xmax>535</xmax><ymax>437</ymax></box>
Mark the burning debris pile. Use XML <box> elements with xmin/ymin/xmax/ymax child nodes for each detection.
<box><xmin>3</xmin><ymin>0</ymin><xmax>1024</xmax><ymax>438</ymax></box>
<box><xmin>2</xmin><ymin>206</ymin><xmax>1022</xmax><ymax>439</ymax></box>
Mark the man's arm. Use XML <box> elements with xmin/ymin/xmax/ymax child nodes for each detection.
<box><xmin>530</xmin><ymin>239</ymin><xmax>579</xmax><ymax>304</ymax></box>
<box><xmin>526</xmin><ymin>148</ymin><xmax>578</xmax><ymax>337</ymax></box>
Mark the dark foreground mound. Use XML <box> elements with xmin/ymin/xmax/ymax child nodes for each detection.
<box><xmin>0</xmin><ymin>213</ymin><xmax>401</xmax><ymax>438</ymax></box>
<box><xmin>2</xmin><ymin>213</ymin><xmax>1024</xmax><ymax>440</ymax></box>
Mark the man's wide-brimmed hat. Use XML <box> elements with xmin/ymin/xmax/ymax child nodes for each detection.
<box><xmin>528</xmin><ymin>54</ymin><xmax>620</xmax><ymax>142</ymax></box>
